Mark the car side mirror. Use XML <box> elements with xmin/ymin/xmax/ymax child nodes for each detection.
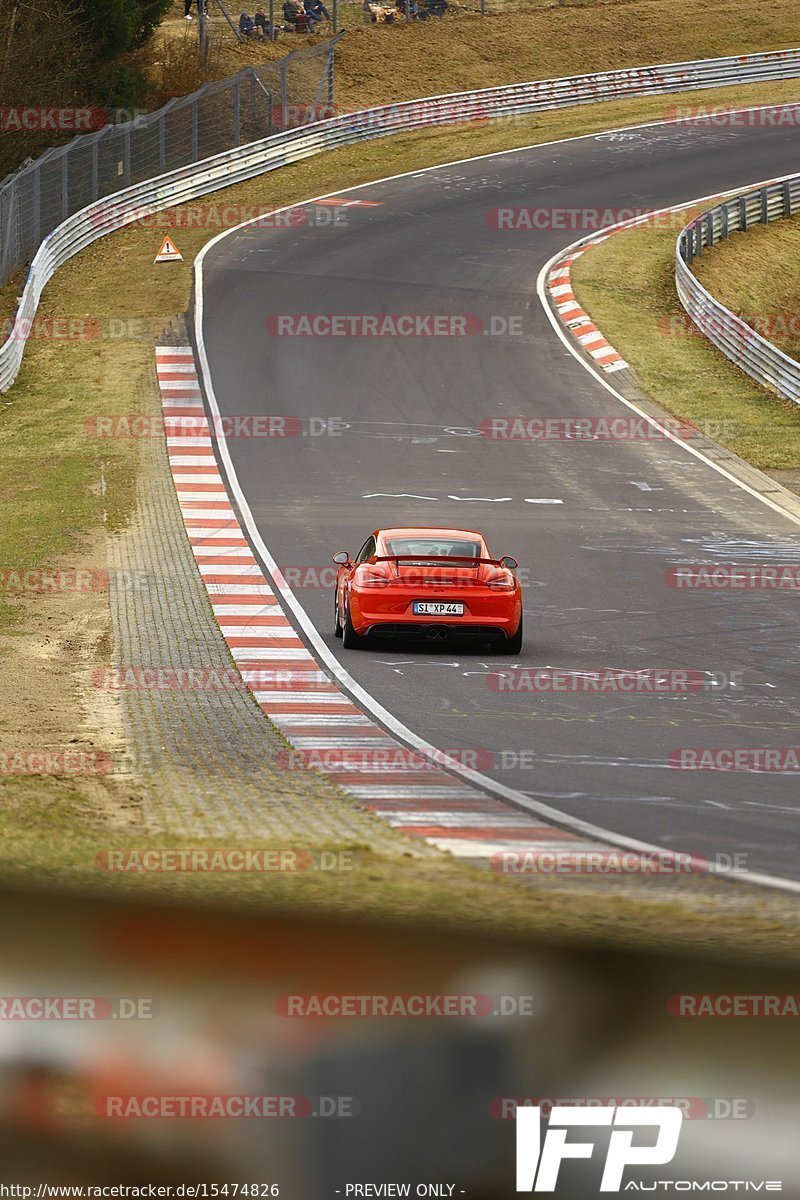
<box><xmin>332</xmin><ymin>552</ymin><xmax>351</xmax><ymax>565</ymax></box>
<box><xmin>500</xmin><ymin>556</ymin><xmax>518</xmax><ymax>569</ymax></box>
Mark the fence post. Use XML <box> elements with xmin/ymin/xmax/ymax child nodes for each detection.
<box><xmin>198</xmin><ymin>0</ymin><xmax>210</xmax><ymax>65</ymax></box>
<box><xmin>280</xmin><ymin>61</ymin><xmax>287</xmax><ymax>131</ymax></box>
<box><xmin>124</xmin><ymin>126</ymin><xmax>132</xmax><ymax>187</ymax></box>
<box><xmin>159</xmin><ymin>112</ymin><xmax>167</xmax><ymax>171</ymax></box>
<box><xmin>61</xmin><ymin>152</ymin><xmax>69</xmax><ymax>222</ymax></box>
<box><xmin>720</xmin><ymin>202</ymin><xmax>728</xmax><ymax>239</ymax></box>
<box><xmin>91</xmin><ymin>137</ymin><xmax>99</xmax><ymax>201</ymax></box>
<box><xmin>191</xmin><ymin>97</ymin><xmax>200</xmax><ymax>161</ymax></box>
<box><xmin>32</xmin><ymin>165</ymin><xmax>41</xmax><ymax>248</ymax></box>
<box><xmin>234</xmin><ymin>80</ymin><xmax>241</xmax><ymax>146</ymax></box>
<box><xmin>327</xmin><ymin>40</ymin><xmax>335</xmax><ymax>107</ymax></box>
<box><xmin>333</xmin><ymin>0</ymin><xmax>338</xmax><ymax>33</ymax></box>
<box><xmin>760</xmin><ymin>188</ymin><xmax>769</xmax><ymax>224</ymax></box>
<box><xmin>784</xmin><ymin>180</ymin><xmax>793</xmax><ymax>218</ymax></box>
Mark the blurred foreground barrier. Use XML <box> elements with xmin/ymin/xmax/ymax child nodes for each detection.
<box><xmin>0</xmin><ymin>884</ymin><xmax>799</xmax><ymax>1194</ymax></box>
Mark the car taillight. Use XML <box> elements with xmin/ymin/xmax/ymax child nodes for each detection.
<box><xmin>486</xmin><ymin>569</ymin><xmax>515</xmax><ymax>590</ymax></box>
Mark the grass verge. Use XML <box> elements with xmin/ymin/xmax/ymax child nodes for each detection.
<box><xmin>692</xmin><ymin>214</ymin><xmax>800</xmax><ymax>364</ymax></box>
<box><xmin>571</xmin><ymin>207</ymin><xmax>800</xmax><ymax>473</ymax></box>
<box><xmin>4</xmin><ymin>774</ymin><xmax>800</xmax><ymax>961</ymax></box>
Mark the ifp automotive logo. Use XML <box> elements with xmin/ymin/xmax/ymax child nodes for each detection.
<box><xmin>515</xmin><ymin>1105</ymin><xmax>683</xmax><ymax>1191</ymax></box>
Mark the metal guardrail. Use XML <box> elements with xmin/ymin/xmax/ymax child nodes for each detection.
<box><xmin>4</xmin><ymin>45</ymin><xmax>800</xmax><ymax>392</ymax></box>
<box><xmin>676</xmin><ymin>170</ymin><xmax>800</xmax><ymax>404</ymax></box>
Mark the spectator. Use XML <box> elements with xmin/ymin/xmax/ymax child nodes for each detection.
<box><xmin>184</xmin><ymin>0</ymin><xmax>204</xmax><ymax>18</ymax></box>
<box><xmin>304</xmin><ymin>0</ymin><xmax>330</xmax><ymax>30</ymax></box>
<box><xmin>396</xmin><ymin>0</ymin><xmax>426</xmax><ymax>18</ymax></box>
<box><xmin>254</xmin><ymin>6</ymin><xmax>274</xmax><ymax>37</ymax></box>
<box><xmin>239</xmin><ymin>10</ymin><xmax>256</xmax><ymax>34</ymax></box>
<box><xmin>426</xmin><ymin>0</ymin><xmax>448</xmax><ymax>14</ymax></box>
<box><xmin>364</xmin><ymin>1</ymin><xmax>397</xmax><ymax>20</ymax></box>
<box><xmin>283</xmin><ymin>0</ymin><xmax>307</xmax><ymax>29</ymax></box>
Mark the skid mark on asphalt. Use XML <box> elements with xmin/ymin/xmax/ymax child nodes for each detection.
<box><xmin>156</xmin><ymin>345</ymin><xmax>615</xmax><ymax>865</ymax></box>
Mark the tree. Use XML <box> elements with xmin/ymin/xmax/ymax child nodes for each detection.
<box><xmin>71</xmin><ymin>0</ymin><xmax>173</xmax><ymax>59</ymax></box>
<box><xmin>0</xmin><ymin>0</ymin><xmax>90</xmax><ymax>179</ymax></box>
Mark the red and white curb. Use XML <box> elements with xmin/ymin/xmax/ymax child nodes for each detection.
<box><xmin>155</xmin><ymin>345</ymin><xmax>600</xmax><ymax>866</ymax></box>
<box><xmin>547</xmin><ymin>239</ymin><xmax>629</xmax><ymax>374</ymax></box>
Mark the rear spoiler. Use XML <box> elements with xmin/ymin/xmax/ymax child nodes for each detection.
<box><xmin>372</xmin><ymin>555</ymin><xmax>502</xmax><ymax>566</ymax></box>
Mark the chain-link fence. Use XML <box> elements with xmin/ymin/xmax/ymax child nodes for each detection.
<box><xmin>0</xmin><ymin>37</ymin><xmax>340</xmax><ymax>290</ymax></box>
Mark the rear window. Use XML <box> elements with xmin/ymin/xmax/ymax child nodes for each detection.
<box><xmin>383</xmin><ymin>538</ymin><xmax>482</xmax><ymax>559</ymax></box>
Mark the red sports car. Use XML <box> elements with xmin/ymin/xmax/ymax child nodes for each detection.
<box><xmin>333</xmin><ymin>526</ymin><xmax>523</xmax><ymax>652</ymax></box>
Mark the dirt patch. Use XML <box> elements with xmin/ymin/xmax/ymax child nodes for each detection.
<box><xmin>0</xmin><ymin>530</ymin><xmax>144</xmax><ymax>822</ymax></box>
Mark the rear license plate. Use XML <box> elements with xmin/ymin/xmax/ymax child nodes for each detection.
<box><xmin>413</xmin><ymin>601</ymin><xmax>464</xmax><ymax>616</ymax></box>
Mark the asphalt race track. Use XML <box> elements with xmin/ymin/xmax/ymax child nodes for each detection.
<box><xmin>196</xmin><ymin>114</ymin><xmax>800</xmax><ymax>882</ymax></box>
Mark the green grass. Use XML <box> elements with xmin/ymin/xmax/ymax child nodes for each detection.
<box><xmin>571</xmin><ymin>212</ymin><xmax>800</xmax><ymax>472</ymax></box>
<box><xmin>693</xmin><ymin>215</ymin><xmax>800</xmax><ymax>364</ymax></box>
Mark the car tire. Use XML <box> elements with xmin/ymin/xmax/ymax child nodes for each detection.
<box><xmin>334</xmin><ymin>596</ymin><xmax>343</xmax><ymax>638</ymax></box>
<box><xmin>342</xmin><ymin>603</ymin><xmax>364</xmax><ymax>649</ymax></box>
<box><xmin>504</xmin><ymin>615</ymin><xmax>523</xmax><ymax>656</ymax></box>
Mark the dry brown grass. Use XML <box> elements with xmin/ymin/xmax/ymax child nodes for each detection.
<box><xmin>154</xmin><ymin>0</ymin><xmax>800</xmax><ymax>112</ymax></box>
<box><xmin>693</xmin><ymin>217</ymin><xmax>800</xmax><ymax>363</ymax></box>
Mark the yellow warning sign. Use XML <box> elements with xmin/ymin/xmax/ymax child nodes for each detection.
<box><xmin>154</xmin><ymin>236</ymin><xmax>183</xmax><ymax>263</ymax></box>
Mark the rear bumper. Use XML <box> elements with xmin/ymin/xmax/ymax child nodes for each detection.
<box><xmin>350</xmin><ymin>588</ymin><xmax>521</xmax><ymax>638</ymax></box>
<box><xmin>364</xmin><ymin>621</ymin><xmax>510</xmax><ymax>642</ymax></box>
